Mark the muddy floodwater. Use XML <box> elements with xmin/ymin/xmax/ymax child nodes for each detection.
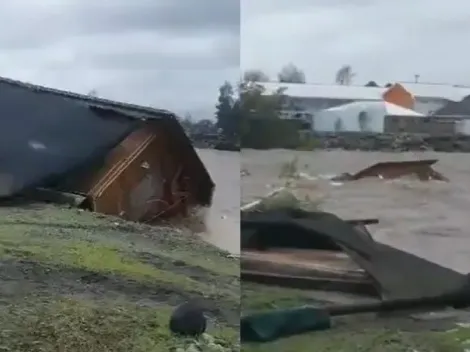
<box><xmin>197</xmin><ymin>149</ymin><xmax>239</xmax><ymax>254</ymax></box>
<box><xmin>242</xmin><ymin>149</ymin><xmax>470</xmax><ymax>273</ymax></box>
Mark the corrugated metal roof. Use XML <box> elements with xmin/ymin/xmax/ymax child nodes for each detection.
<box><xmin>324</xmin><ymin>101</ymin><xmax>423</xmax><ymax>117</ymax></box>
<box><xmin>398</xmin><ymin>82</ymin><xmax>470</xmax><ymax>101</ymax></box>
<box><xmin>383</xmin><ymin>102</ymin><xmax>424</xmax><ymax>116</ymax></box>
<box><xmin>259</xmin><ymin>81</ymin><xmax>470</xmax><ymax>102</ymax></box>
<box><xmin>0</xmin><ymin>76</ymin><xmax>175</xmax><ymax>119</ymax></box>
<box><xmin>0</xmin><ymin>79</ymin><xmax>138</xmax><ymax>198</ymax></box>
<box><xmin>261</xmin><ymin>81</ymin><xmax>384</xmax><ymax>101</ymax></box>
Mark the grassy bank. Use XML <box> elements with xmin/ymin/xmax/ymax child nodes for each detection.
<box><xmin>0</xmin><ymin>203</ymin><xmax>240</xmax><ymax>351</ymax></box>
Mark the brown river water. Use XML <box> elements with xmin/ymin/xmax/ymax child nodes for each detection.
<box><xmin>197</xmin><ymin>149</ymin><xmax>240</xmax><ymax>254</ymax></box>
<box><xmin>241</xmin><ymin>149</ymin><xmax>470</xmax><ymax>273</ymax></box>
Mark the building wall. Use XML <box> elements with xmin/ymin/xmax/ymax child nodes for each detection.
<box><xmin>278</xmin><ymin>93</ymin><xmax>452</xmax><ymax>133</ymax></box>
<box><xmin>282</xmin><ymin>95</ymin><xmax>445</xmax><ymax>122</ymax></box>
<box><xmin>313</xmin><ymin>102</ymin><xmax>386</xmax><ymax>133</ymax></box>
<box><xmin>430</xmin><ymin>116</ymin><xmax>470</xmax><ymax>136</ymax></box>
<box><xmin>383</xmin><ymin>115</ymin><xmax>458</xmax><ymax>135</ymax></box>
<box><xmin>459</xmin><ymin>120</ymin><xmax>470</xmax><ymax>135</ymax></box>
<box><xmin>283</xmin><ymin>95</ymin><xmax>449</xmax><ymax>116</ymax></box>
<box><xmin>267</xmin><ymin>82</ymin><xmax>457</xmax><ymax>116</ymax></box>
<box><xmin>413</xmin><ymin>98</ymin><xmax>449</xmax><ymax>115</ymax></box>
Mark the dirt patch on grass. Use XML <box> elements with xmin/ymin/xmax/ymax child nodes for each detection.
<box><xmin>133</xmin><ymin>250</ymin><xmax>239</xmax><ymax>291</ymax></box>
<box><xmin>0</xmin><ymin>258</ymin><xmax>238</xmax><ymax>324</ymax></box>
<box><xmin>0</xmin><ymin>203</ymin><xmax>240</xmax><ymax>351</ymax></box>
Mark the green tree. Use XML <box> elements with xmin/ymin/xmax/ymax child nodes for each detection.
<box><xmin>178</xmin><ymin>113</ymin><xmax>194</xmax><ymax>134</ymax></box>
<box><xmin>243</xmin><ymin>69</ymin><xmax>270</xmax><ymax>82</ymax></box>
<box><xmin>238</xmin><ymin>78</ymin><xmax>302</xmax><ymax>148</ymax></box>
<box><xmin>193</xmin><ymin>119</ymin><xmax>216</xmax><ymax>134</ymax></box>
<box><xmin>278</xmin><ymin>63</ymin><xmax>306</xmax><ymax>83</ymax></box>
<box><xmin>215</xmin><ymin>81</ymin><xmax>237</xmax><ymax>139</ymax></box>
<box><xmin>238</xmin><ymin>80</ymin><xmax>285</xmax><ymax>120</ymax></box>
<box><xmin>335</xmin><ymin>65</ymin><xmax>355</xmax><ymax>85</ymax></box>
<box><xmin>365</xmin><ymin>81</ymin><xmax>379</xmax><ymax>87</ymax></box>
<box><xmin>214</xmin><ymin>70</ymin><xmax>307</xmax><ymax>149</ymax></box>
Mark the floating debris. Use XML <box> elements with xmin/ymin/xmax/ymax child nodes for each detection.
<box><xmin>332</xmin><ymin>159</ymin><xmax>448</xmax><ymax>182</ymax></box>
<box><xmin>241</xmin><ymin>190</ymin><xmax>464</xmax><ymax>300</ymax></box>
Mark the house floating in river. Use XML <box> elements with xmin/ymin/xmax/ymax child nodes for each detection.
<box><xmin>0</xmin><ymin>76</ymin><xmax>214</xmax><ymax>222</ymax></box>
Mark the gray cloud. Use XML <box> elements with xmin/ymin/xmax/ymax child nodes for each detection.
<box><xmin>75</xmin><ymin>1</ymin><xmax>240</xmax><ymax>36</ymax></box>
<box><xmin>242</xmin><ymin>0</ymin><xmax>470</xmax><ymax>85</ymax></box>
<box><xmin>0</xmin><ymin>1</ymin><xmax>239</xmax><ymax>120</ymax></box>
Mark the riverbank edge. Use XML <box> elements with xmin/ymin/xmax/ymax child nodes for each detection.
<box><xmin>0</xmin><ymin>203</ymin><xmax>240</xmax><ymax>351</ymax></box>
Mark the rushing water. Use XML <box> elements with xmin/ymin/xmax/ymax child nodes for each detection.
<box><xmin>197</xmin><ymin>149</ymin><xmax>240</xmax><ymax>254</ymax></box>
<box><xmin>242</xmin><ymin>149</ymin><xmax>470</xmax><ymax>273</ymax></box>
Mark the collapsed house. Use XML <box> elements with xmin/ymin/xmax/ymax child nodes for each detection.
<box><xmin>241</xmin><ymin>208</ymin><xmax>467</xmax><ymax>301</ymax></box>
<box><xmin>0</xmin><ymin>76</ymin><xmax>214</xmax><ymax>222</ymax></box>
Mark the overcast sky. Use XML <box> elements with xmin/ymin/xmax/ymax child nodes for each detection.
<box><xmin>242</xmin><ymin>0</ymin><xmax>470</xmax><ymax>86</ymax></box>
<box><xmin>0</xmin><ymin>1</ymin><xmax>239</xmax><ymax>120</ymax></box>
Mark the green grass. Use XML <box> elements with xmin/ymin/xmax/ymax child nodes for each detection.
<box><xmin>242</xmin><ymin>283</ymin><xmax>322</xmax><ymax>313</ymax></box>
<box><xmin>241</xmin><ymin>326</ymin><xmax>469</xmax><ymax>352</ymax></box>
<box><xmin>241</xmin><ymin>283</ymin><xmax>470</xmax><ymax>351</ymax></box>
<box><xmin>0</xmin><ymin>205</ymin><xmax>239</xmax><ymax>277</ymax></box>
<box><xmin>0</xmin><ymin>203</ymin><xmax>240</xmax><ymax>351</ymax></box>
<box><xmin>0</xmin><ymin>297</ymin><xmax>238</xmax><ymax>352</ymax></box>
<box><xmin>0</xmin><ymin>239</ymin><xmax>200</xmax><ymax>289</ymax></box>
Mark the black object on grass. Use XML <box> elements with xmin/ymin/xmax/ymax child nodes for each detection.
<box><xmin>169</xmin><ymin>301</ymin><xmax>207</xmax><ymax>337</ymax></box>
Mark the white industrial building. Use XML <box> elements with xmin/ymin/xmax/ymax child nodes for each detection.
<box><xmin>313</xmin><ymin>101</ymin><xmax>424</xmax><ymax>133</ymax></box>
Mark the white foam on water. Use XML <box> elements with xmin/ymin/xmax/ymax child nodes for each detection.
<box><xmin>318</xmin><ymin>173</ymin><xmax>337</xmax><ymax>180</ymax></box>
<box><xmin>240</xmin><ymin>186</ymin><xmax>286</xmax><ymax>211</ymax></box>
<box><xmin>298</xmin><ymin>172</ymin><xmax>318</xmax><ymax>181</ymax></box>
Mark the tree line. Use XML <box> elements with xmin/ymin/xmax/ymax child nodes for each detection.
<box><xmin>214</xmin><ymin>66</ymin><xmax>314</xmax><ymax>149</ymax></box>
<box><xmin>239</xmin><ymin>63</ymin><xmax>396</xmax><ymax>88</ymax></box>
<box><xmin>208</xmin><ymin>63</ymin><xmax>394</xmax><ymax>149</ymax></box>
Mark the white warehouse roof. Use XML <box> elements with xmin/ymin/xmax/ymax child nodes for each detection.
<box><xmin>259</xmin><ymin>81</ymin><xmax>470</xmax><ymax>102</ymax></box>
<box><xmin>324</xmin><ymin>101</ymin><xmax>424</xmax><ymax>117</ymax></box>
<box><xmin>313</xmin><ymin>101</ymin><xmax>424</xmax><ymax>133</ymax></box>
<box><xmin>261</xmin><ymin>82</ymin><xmax>384</xmax><ymax>101</ymax></box>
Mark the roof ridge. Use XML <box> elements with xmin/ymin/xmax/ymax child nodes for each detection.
<box><xmin>0</xmin><ymin>75</ymin><xmax>175</xmax><ymax>117</ymax></box>
<box><xmin>263</xmin><ymin>81</ymin><xmax>384</xmax><ymax>89</ymax></box>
